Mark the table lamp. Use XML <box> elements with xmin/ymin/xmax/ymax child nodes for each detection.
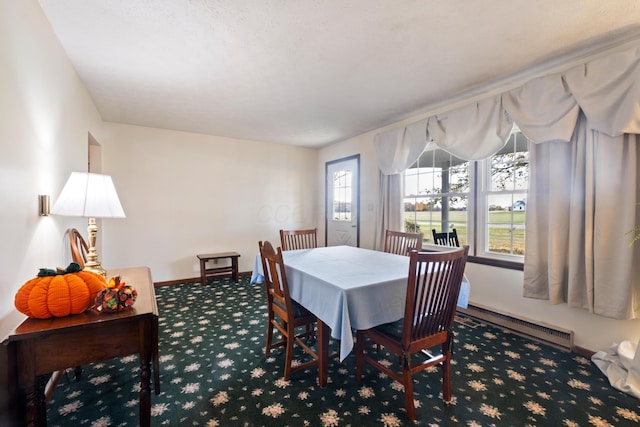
<box><xmin>51</xmin><ymin>172</ymin><xmax>126</xmax><ymax>277</ymax></box>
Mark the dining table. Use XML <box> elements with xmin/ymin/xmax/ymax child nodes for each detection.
<box><xmin>251</xmin><ymin>245</ymin><xmax>471</xmax><ymax>386</ymax></box>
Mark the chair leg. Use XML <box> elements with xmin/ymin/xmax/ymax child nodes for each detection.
<box><xmin>265</xmin><ymin>314</ymin><xmax>275</xmax><ymax>356</ymax></box>
<box><xmin>283</xmin><ymin>323</ymin><xmax>294</xmax><ymax>381</ymax></box>
<box><xmin>403</xmin><ymin>367</ymin><xmax>416</xmax><ymax>420</ymax></box>
<box><xmin>442</xmin><ymin>352</ymin><xmax>452</xmax><ymax>402</ymax></box>
<box><xmin>355</xmin><ymin>331</ymin><xmax>363</xmax><ymax>380</ymax></box>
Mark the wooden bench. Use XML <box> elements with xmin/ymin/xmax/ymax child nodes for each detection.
<box><xmin>197</xmin><ymin>252</ymin><xmax>241</xmax><ymax>285</ymax></box>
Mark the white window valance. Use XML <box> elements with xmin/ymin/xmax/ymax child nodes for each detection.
<box><xmin>426</xmin><ymin>96</ymin><xmax>513</xmax><ymax>160</ymax></box>
<box><xmin>373</xmin><ymin>118</ymin><xmax>429</xmax><ymax>175</ymax></box>
<box><xmin>374</xmin><ymin>43</ymin><xmax>640</xmax><ymax>166</ymax></box>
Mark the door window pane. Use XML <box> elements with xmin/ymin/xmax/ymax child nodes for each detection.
<box><xmin>333</xmin><ymin>170</ymin><xmax>352</xmax><ymax>221</ymax></box>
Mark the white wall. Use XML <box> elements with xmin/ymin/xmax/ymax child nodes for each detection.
<box><xmin>98</xmin><ymin>123</ymin><xmax>318</xmax><ymax>282</ymax></box>
<box><xmin>0</xmin><ymin>0</ymin><xmax>102</xmax><ymax>324</ymax></box>
<box><xmin>318</xmin><ymin>121</ymin><xmax>640</xmax><ymax>353</ymax></box>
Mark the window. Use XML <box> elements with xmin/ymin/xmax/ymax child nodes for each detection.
<box><xmin>404</xmin><ymin>150</ymin><xmax>470</xmax><ymax>245</ymax></box>
<box><xmin>332</xmin><ymin>170</ymin><xmax>352</xmax><ymax>221</ymax></box>
<box><xmin>479</xmin><ymin>131</ymin><xmax>529</xmax><ymax>258</ymax></box>
<box><xmin>403</xmin><ymin>128</ymin><xmax>529</xmax><ymax>263</ymax></box>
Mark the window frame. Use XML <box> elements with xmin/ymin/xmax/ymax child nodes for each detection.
<box><xmin>402</xmin><ymin>150</ymin><xmax>472</xmax><ymax>248</ymax></box>
<box><xmin>402</xmin><ymin>131</ymin><xmax>528</xmax><ymax>270</ymax></box>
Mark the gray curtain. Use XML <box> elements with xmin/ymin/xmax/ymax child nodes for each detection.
<box><xmin>373</xmin><ymin>173</ymin><xmax>402</xmax><ymax>251</ymax></box>
<box><xmin>523</xmin><ymin>113</ymin><xmax>639</xmax><ymax>319</ymax></box>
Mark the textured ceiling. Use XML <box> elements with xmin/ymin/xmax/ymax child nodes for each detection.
<box><xmin>38</xmin><ymin>0</ymin><xmax>640</xmax><ymax>148</ymax></box>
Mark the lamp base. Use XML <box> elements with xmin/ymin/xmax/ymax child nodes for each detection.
<box><xmin>85</xmin><ymin>217</ymin><xmax>107</xmax><ymax>278</ymax></box>
<box><xmin>84</xmin><ymin>262</ymin><xmax>107</xmax><ymax>278</ymax></box>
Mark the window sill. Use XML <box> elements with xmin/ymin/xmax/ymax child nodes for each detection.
<box><xmin>468</xmin><ymin>256</ymin><xmax>524</xmax><ymax>271</ymax></box>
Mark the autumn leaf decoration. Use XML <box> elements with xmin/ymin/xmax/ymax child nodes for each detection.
<box><xmin>95</xmin><ymin>275</ymin><xmax>138</xmax><ymax>313</ymax></box>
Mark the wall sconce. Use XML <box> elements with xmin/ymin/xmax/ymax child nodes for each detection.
<box><xmin>38</xmin><ymin>194</ymin><xmax>50</xmax><ymax>216</ymax></box>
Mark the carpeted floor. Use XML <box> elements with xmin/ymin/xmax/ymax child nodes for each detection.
<box><xmin>47</xmin><ymin>276</ymin><xmax>640</xmax><ymax>426</ymax></box>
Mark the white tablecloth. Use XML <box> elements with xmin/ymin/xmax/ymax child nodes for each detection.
<box><xmin>252</xmin><ymin>246</ymin><xmax>471</xmax><ymax>360</ymax></box>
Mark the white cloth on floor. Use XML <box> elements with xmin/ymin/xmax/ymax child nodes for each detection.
<box><xmin>592</xmin><ymin>340</ymin><xmax>640</xmax><ymax>399</ymax></box>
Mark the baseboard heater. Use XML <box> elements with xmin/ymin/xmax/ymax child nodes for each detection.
<box><xmin>457</xmin><ymin>303</ymin><xmax>574</xmax><ymax>352</ymax></box>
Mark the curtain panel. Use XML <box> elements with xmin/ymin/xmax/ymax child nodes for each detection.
<box><xmin>513</xmin><ymin>45</ymin><xmax>640</xmax><ymax>319</ymax></box>
<box><xmin>372</xmin><ymin>120</ymin><xmax>428</xmax><ymax>250</ymax></box>
<box><xmin>373</xmin><ymin>43</ymin><xmax>640</xmax><ymax>319</ymax></box>
<box><xmin>523</xmin><ymin>114</ymin><xmax>639</xmax><ymax>319</ymax></box>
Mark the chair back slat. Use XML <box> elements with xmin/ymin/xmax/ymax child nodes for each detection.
<box><xmin>384</xmin><ymin>230</ymin><xmax>423</xmax><ymax>256</ymax></box>
<box><xmin>280</xmin><ymin>228</ymin><xmax>318</xmax><ymax>250</ymax></box>
<box><xmin>431</xmin><ymin>228</ymin><xmax>460</xmax><ymax>247</ymax></box>
<box><xmin>402</xmin><ymin>246</ymin><xmax>469</xmax><ymax>346</ymax></box>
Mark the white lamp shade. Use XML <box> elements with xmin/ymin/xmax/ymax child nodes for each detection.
<box><xmin>51</xmin><ymin>172</ymin><xmax>126</xmax><ymax>218</ymax></box>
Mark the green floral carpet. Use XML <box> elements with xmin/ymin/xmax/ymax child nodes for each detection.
<box><xmin>47</xmin><ymin>276</ymin><xmax>640</xmax><ymax>426</ymax></box>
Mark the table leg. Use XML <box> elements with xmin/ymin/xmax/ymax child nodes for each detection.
<box><xmin>139</xmin><ymin>357</ymin><xmax>151</xmax><ymax>427</ymax></box>
<box><xmin>153</xmin><ymin>316</ymin><xmax>161</xmax><ymax>395</ymax></box>
<box><xmin>232</xmin><ymin>256</ymin><xmax>239</xmax><ymax>282</ymax></box>
<box><xmin>140</xmin><ymin>316</ymin><xmax>153</xmax><ymax>427</ymax></box>
<box><xmin>199</xmin><ymin>259</ymin><xmax>207</xmax><ymax>286</ymax></box>
<box><xmin>24</xmin><ymin>374</ymin><xmax>48</xmax><ymax>427</ymax></box>
<box><xmin>317</xmin><ymin>319</ymin><xmax>329</xmax><ymax>387</ymax></box>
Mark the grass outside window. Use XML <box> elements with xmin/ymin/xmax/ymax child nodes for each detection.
<box><xmin>405</xmin><ymin>210</ymin><xmax>525</xmax><ymax>255</ymax></box>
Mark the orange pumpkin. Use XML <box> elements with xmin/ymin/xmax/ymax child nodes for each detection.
<box><xmin>14</xmin><ymin>263</ymin><xmax>107</xmax><ymax>319</ymax></box>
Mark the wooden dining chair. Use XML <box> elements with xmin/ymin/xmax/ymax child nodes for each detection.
<box><xmin>356</xmin><ymin>246</ymin><xmax>469</xmax><ymax>420</ymax></box>
<box><xmin>259</xmin><ymin>240</ymin><xmax>320</xmax><ymax>380</ymax></box>
<box><xmin>384</xmin><ymin>229</ymin><xmax>423</xmax><ymax>256</ymax></box>
<box><xmin>69</xmin><ymin>228</ymin><xmax>89</xmax><ymax>268</ymax></box>
<box><xmin>280</xmin><ymin>228</ymin><xmax>318</xmax><ymax>250</ymax></box>
<box><xmin>432</xmin><ymin>228</ymin><xmax>460</xmax><ymax>247</ymax></box>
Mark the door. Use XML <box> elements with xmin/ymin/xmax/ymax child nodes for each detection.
<box><xmin>325</xmin><ymin>155</ymin><xmax>360</xmax><ymax>246</ymax></box>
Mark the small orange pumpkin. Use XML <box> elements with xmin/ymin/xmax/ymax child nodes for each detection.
<box><xmin>14</xmin><ymin>263</ymin><xmax>107</xmax><ymax>319</ymax></box>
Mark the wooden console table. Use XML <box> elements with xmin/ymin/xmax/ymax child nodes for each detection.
<box><xmin>2</xmin><ymin>266</ymin><xmax>159</xmax><ymax>427</ymax></box>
